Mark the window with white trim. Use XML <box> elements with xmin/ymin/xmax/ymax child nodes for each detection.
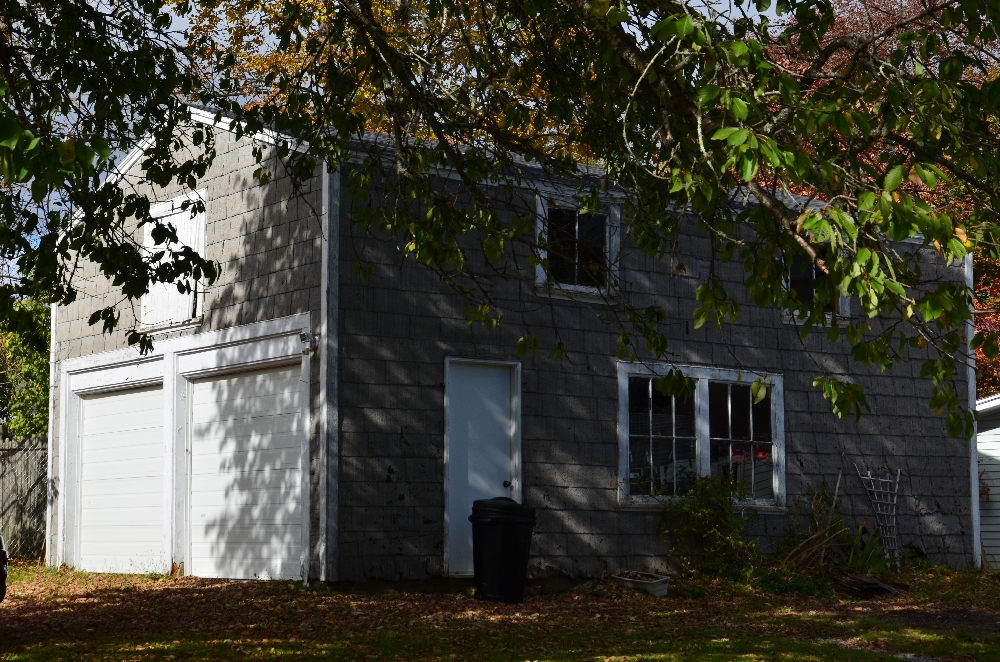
<box><xmin>536</xmin><ymin>197</ymin><xmax>620</xmax><ymax>293</ymax></box>
<box><xmin>618</xmin><ymin>363</ymin><xmax>785</xmax><ymax>506</ymax></box>
<box><xmin>140</xmin><ymin>191</ymin><xmax>207</xmax><ymax>329</ymax></box>
<box><xmin>787</xmin><ymin>253</ymin><xmax>849</xmax><ymax>317</ymax></box>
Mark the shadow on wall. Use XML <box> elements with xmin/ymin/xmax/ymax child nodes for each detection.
<box><xmin>188</xmin><ymin>365</ymin><xmax>304</xmax><ymax>580</ymax></box>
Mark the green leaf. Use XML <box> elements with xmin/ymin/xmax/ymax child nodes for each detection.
<box><xmin>710</xmin><ymin>127</ymin><xmax>737</xmax><ymax>141</ymax></box>
<box><xmin>696</xmin><ymin>84</ymin><xmax>720</xmax><ymax>107</ymax></box>
<box><xmin>884</xmin><ymin>165</ymin><xmax>904</xmax><ymax>192</ymax></box>
<box><xmin>727</xmin><ymin>129</ymin><xmax>749</xmax><ymax>146</ymax></box>
<box><xmin>605</xmin><ymin>5</ymin><xmax>630</xmax><ymax>23</ymax></box>
<box><xmin>730</xmin><ymin>98</ymin><xmax>748</xmax><ymax>121</ymax></box>
<box><xmin>677</xmin><ymin>15</ymin><xmax>695</xmax><ymax>38</ymax></box>
<box><xmin>0</xmin><ymin>116</ymin><xmax>20</xmax><ymax>149</ymax></box>
<box><xmin>913</xmin><ymin>163</ymin><xmax>937</xmax><ymax>189</ymax></box>
<box><xmin>739</xmin><ymin>156</ymin><xmax>758</xmax><ymax>181</ymax></box>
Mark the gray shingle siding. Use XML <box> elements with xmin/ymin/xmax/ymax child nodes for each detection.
<box><xmin>335</xmin><ymin>168</ymin><xmax>975</xmax><ymax>579</ymax></box>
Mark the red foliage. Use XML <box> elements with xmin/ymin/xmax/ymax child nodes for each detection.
<box><xmin>975</xmin><ymin>247</ymin><xmax>1000</xmax><ymax>398</ymax></box>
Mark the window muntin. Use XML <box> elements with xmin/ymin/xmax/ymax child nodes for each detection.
<box><xmin>547</xmin><ymin>208</ymin><xmax>608</xmax><ymax>288</ymax></box>
<box><xmin>708</xmin><ymin>382</ymin><xmax>774</xmax><ymax>501</ymax></box>
<box><xmin>618</xmin><ymin>363</ymin><xmax>784</xmax><ymax>507</ymax></box>
<box><xmin>627</xmin><ymin>377</ymin><xmax>696</xmax><ymax>497</ymax></box>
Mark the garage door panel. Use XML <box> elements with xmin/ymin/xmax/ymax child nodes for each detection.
<box><xmin>191</xmin><ymin>414</ymin><xmax>302</xmax><ymax>442</ymax></box>
<box><xmin>191</xmin><ymin>465</ymin><xmax>302</xmax><ymax>496</ymax></box>
<box><xmin>80</xmin><ymin>524</ymin><xmax>164</xmax><ymax>544</ymax></box>
<box><xmin>84</xmin><ymin>506</ymin><xmax>163</xmax><ymax>528</ymax></box>
<box><xmin>83</xmin><ymin>393</ymin><xmax>161</xmax><ymax>417</ymax></box>
<box><xmin>191</xmin><ymin>499</ymin><xmax>302</xmax><ymax>520</ymax></box>
<box><xmin>79</xmin><ymin>386</ymin><xmax>166</xmax><ymax>574</ymax></box>
<box><xmin>190</xmin><ymin>484</ymin><xmax>302</xmax><ymax>509</ymax></box>
<box><xmin>82</xmin><ymin>491</ymin><xmax>163</xmax><ymax>510</ymax></box>
<box><xmin>83</xmin><ymin>443</ymin><xmax>163</xmax><ymax>465</ymax></box>
<box><xmin>189</xmin><ymin>447</ymin><xmax>301</xmax><ymax>474</ymax></box>
<box><xmin>81</xmin><ymin>430</ymin><xmax>164</xmax><ymax>454</ymax></box>
<box><xmin>192</xmin><ymin>530</ymin><xmax>301</xmax><ymax>553</ymax></box>
<box><xmin>189</xmin><ymin>366</ymin><xmax>303</xmax><ymax>581</ymax></box>
<box><xmin>192</xmin><ymin>391</ymin><xmax>300</xmax><ymax>419</ymax></box>
<box><xmin>189</xmin><ymin>434</ymin><xmax>302</xmax><ymax>460</ymax></box>
<box><xmin>190</xmin><ymin>555</ymin><xmax>301</xmax><ymax>580</ymax></box>
<box><xmin>82</xmin><ymin>458</ymin><xmax>165</xmax><ymax>481</ymax></box>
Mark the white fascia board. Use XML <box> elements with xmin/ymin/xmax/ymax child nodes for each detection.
<box><xmin>978</xmin><ymin>393</ymin><xmax>1000</xmax><ymax>415</ymax></box>
<box><xmin>109</xmin><ymin>105</ymin><xmax>311</xmax><ymax>193</ymax></box>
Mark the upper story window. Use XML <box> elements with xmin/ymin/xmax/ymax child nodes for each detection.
<box><xmin>548</xmin><ymin>208</ymin><xmax>608</xmax><ymax>288</ymax></box>
<box><xmin>140</xmin><ymin>191</ymin><xmax>207</xmax><ymax>330</ymax></box>
<box><xmin>536</xmin><ymin>196</ymin><xmax>620</xmax><ymax>295</ymax></box>
<box><xmin>788</xmin><ymin>253</ymin><xmax>848</xmax><ymax>317</ymax></box>
<box><xmin>618</xmin><ymin>362</ymin><xmax>785</xmax><ymax>507</ymax></box>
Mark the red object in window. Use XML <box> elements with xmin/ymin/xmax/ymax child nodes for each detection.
<box><xmin>754</xmin><ymin>448</ymin><xmax>771</xmax><ymax>460</ymax></box>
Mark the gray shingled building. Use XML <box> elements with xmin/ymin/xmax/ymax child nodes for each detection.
<box><xmin>45</xmin><ymin>111</ymin><xmax>981</xmax><ymax>582</ymax></box>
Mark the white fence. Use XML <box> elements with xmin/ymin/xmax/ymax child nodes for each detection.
<box><xmin>0</xmin><ymin>437</ymin><xmax>46</xmax><ymax>558</ymax></box>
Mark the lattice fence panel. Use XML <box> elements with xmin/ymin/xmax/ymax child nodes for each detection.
<box><xmin>856</xmin><ymin>464</ymin><xmax>902</xmax><ymax>568</ymax></box>
<box><xmin>0</xmin><ymin>437</ymin><xmax>47</xmax><ymax>558</ymax></box>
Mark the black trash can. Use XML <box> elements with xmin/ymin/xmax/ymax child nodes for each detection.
<box><xmin>468</xmin><ymin>497</ymin><xmax>535</xmax><ymax>603</ymax></box>
<box><xmin>1</xmin><ymin>533</ymin><xmax>7</xmax><ymax>603</ymax></box>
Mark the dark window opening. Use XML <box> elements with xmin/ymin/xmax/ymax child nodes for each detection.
<box><xmin>790</xmin><ymin>254</ymin><xmax>836</xmax><ymax>314</ymax></box>
<box><xmin>547</xmin><ymin>208</ymin><xmax>608</xmax><ymax>288</ymax></box>
<box><xmin>628</xmin><ymin>376</ymin><xmax>696</xmax><ymax>497</ymax></box>
<box><xmin>708</xmin><ymin>381</ymin><xmax>774</xmax><ymax>501</ymax></box>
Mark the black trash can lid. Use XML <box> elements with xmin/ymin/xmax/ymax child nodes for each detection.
<box><xmin>469</xmin><ymin>497</ymin><xmax>535</xmax><ymax>524</ymax></box>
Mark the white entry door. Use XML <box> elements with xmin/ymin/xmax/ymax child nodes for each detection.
<box><xmin>79</xmin><ymin>386</ymin><xmax>166</xmax><ymax>573</ymax></box>
<box><xmin>188</xmin><ymin>365</ymin><xmax>304</xmax><ymax>580</ymax></box>
<box><xmin>445</xmin><ymin>360</ymin><xmax>520</xmax><ymax>576</ymax></box>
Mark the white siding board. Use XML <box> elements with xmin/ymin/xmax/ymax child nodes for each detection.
<box><xmin>188</xmin><ymin>365</ymin><xmax>303</xmax><ymax>580</ymax></box>
<box><xmin>79</xmin><ymin>386</ymin><xmax>166</xmax><ymax>574</ymax></box>
<box><xmin>978</xmin><ymin>432</ymin><xmax>1000</xmax><ymax>568</ymax></box>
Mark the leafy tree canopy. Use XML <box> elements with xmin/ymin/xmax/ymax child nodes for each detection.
<box><xmin>0</xmin><ymin>298</ymin><xmax>49</xmax><ymax>437</ymax></box>
<box><xmin>3</xmin><ymin>0</ymin><xmax>1000</xmax><ymax>436</ymax></box>
<box><xmin>197</xmin><ymin>0</ymin><xmax>1000</xmax><ymax>437</ymax></box>
<box><xmin>0</xmin><ymin>0</ymin><xmax>220</xmax><ymax>352</ymax></box>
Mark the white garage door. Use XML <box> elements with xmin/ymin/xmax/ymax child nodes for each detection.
<box><xmin>79</xmin><ymin>386</ymin><xmax>165</xmax><ymax>573</ymax></box>
<box><xmin>189</xmin><ymin>365</ymin><xmax>304</xmax><ymax>580</ymax></box>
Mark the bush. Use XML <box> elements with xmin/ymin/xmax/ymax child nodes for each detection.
<box><xmin>658</xmin><ymin>473</ymin><xmax>758</xmax><ymax>579</ymax></box>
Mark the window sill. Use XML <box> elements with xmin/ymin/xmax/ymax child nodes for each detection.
<box><xmin>141</xmin><ymin>316</ymin><xmax>204</xmax><ymax>336</ymax></box>
<box><xmin>535</xmin><ymin>282</ymin><xmax>617</xmax><ymax>305</ymax></box>
<box><xmin>780</xmin><ymin>311</ymin><xmax>846</xmax><ymax>326</ymax></box>
<box><xmin>619</xmin><ymin>495</ymin><xmax>786</xmax><ymax>514</ymax></box>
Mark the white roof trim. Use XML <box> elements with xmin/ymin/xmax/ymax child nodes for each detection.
<box><xmin>976</xmin><ymin>392</ymin><xmax>1000</xmax><ymax>413</ymax></box>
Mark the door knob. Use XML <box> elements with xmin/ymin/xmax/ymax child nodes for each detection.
<box><xmin>503</xmin><ymin>480</ymin><xmax>512</xmax><ymax>488</ymax></box>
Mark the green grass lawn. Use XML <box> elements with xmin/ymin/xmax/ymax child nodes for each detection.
<box><xmin>3</xmin><ymin>560</ymin><xmax>1000</xmax><ymax>661</ymax></box>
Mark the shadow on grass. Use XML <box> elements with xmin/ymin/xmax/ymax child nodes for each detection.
<box><xmin>3</xmin><ymin>565</ymin><xmax>1000</xmax><ymax>661</ymax></box>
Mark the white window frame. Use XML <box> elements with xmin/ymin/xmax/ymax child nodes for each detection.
<box><xmin>141</xmin><ymin>190</ymin><xmax>207</xmax><ymax>331</ymax></box>
<box><xmin>617</xmin><ymin>361</ymin><xmax>786</xmax><ymax>509</ymax></box>
<box><xmin>535</xmin><ymin>195</ymin><xmax>621</xmax><ymax>298</ymax></box>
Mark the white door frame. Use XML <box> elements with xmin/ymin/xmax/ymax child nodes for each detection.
<box><xmin>442</xmin><ymin>357</ymin><xmax>522</xmax><ymax>577</ymax></box>
<box><xmin>55</xmin><ymin>313</ymin><xmax>312</xmax><ymax>579</ymax></box>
